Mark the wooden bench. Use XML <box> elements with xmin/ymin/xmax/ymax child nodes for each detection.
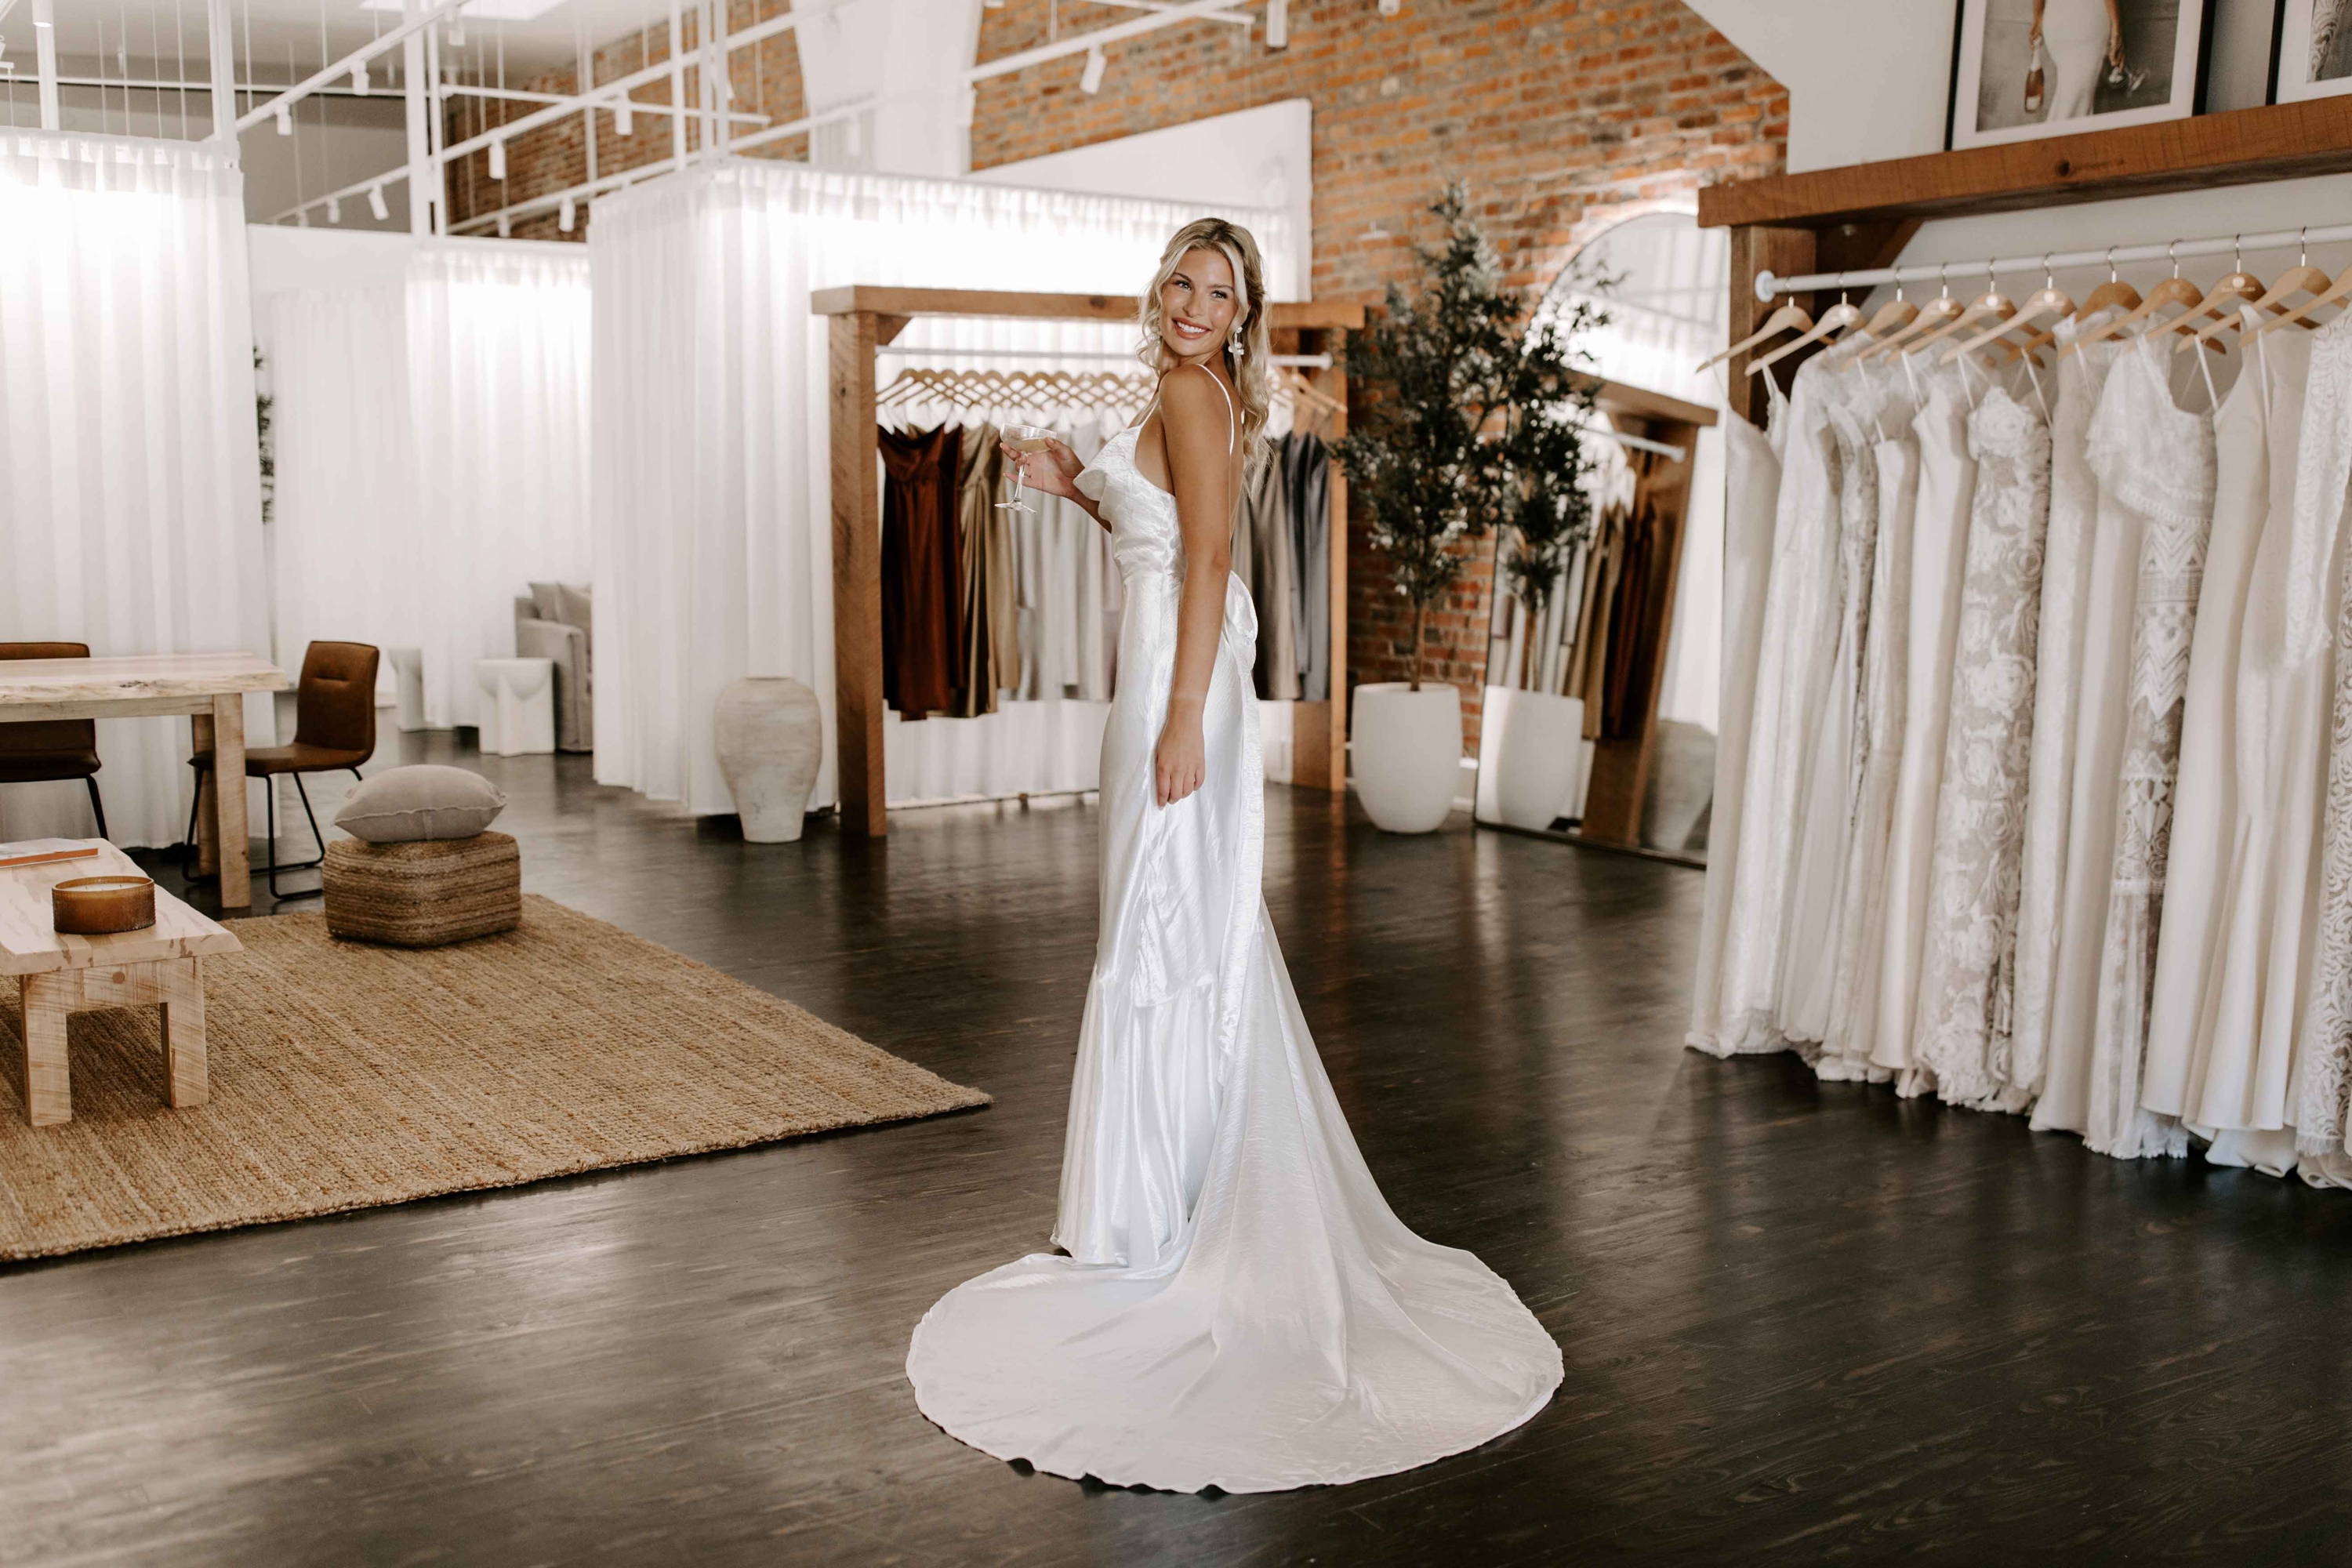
<box><xmin>0</xmin><ymin>840</ymin><xmax>241</xmax><ymax>1127</ymax></box>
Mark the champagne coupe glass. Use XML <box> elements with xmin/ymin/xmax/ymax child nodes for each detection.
<box><xmin>997</xmin><ymin>424</ymin><xmax>1058</xmax><ymax>514</ymax></box>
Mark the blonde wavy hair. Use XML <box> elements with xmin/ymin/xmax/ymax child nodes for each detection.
<box><xmin>1136</xmin><ymin>217</ymin><xmax>1272</xmax><ymax>477</ymax></box>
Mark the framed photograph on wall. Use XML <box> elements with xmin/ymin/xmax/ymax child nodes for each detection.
<box><xmin>1946</xmin><ymin>0</ymin><xmax>2216</xmax><ymax>150</ymax></box>
<box><xmin>2270</xmin><ymin>1</ymin><xmax>2352</xmax><ymax>102</ymax></box>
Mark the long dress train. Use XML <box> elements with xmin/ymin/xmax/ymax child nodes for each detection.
<box><xmin>906</xmin><ymin>400</ymin><xmax>1561</xmax><ymax>1494</ymax></box>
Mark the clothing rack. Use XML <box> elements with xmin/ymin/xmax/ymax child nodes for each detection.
<box><xmin>1697</xmin><ymin>96</ymin><xmax>2352</xmax><ymax>426</ymax></box>
<box><xmin>1758</xmin><ymin>220</ymin><xmax>2352</xmax><ymax>302</ymax></box>
<box><xmin>814</xmin><ymin>285</ymin><xmax>1364</xmax><ymax>837</ymax></box>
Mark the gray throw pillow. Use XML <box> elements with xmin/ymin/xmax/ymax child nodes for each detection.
<box><xmin>554</xmin><ymin>582</ymin><xmax>592</xmax><ymax>641</ymax></box>
<box><xmin>333</xmin><ymin>765</ymin><xmax>508</xmax><ymax>844</ymax></box>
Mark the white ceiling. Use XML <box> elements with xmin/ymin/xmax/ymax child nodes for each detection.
<box><xmin>28</xmin><ymin>0</ymin><xmax>692</xmax><ymax>85</ymax></box>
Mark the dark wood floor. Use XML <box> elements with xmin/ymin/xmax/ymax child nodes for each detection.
<box><xmin>11</xmin><ymin>737</ymin><xmax>2352</xmax><ymax>1566</ymax></box>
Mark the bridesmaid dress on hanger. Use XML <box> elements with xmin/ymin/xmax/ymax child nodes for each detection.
<box><xmin>2006</xmin><ymin>310</ymin><xmax>2129</xmax><ymax>1101</ymax></box>
<box><xmin>2140</xmin><ymin>316</ymin><xmax>2307</xmax><ymax>1154</ymax></box>
<box><xmin>2082</xmin><ymin>339</ymin><xmax>2224</xmax><ymax>1160</ymax></box>
<box><xmin>1689</xmin><ymin>377</ymin><xmax>1789</xmax><ymax>1054</ymax></box>
<box><xmin>1778</xmin><ymin>351</ymin><xmax>1880</xmax><ymax>1054</ymax></box>
<box><xmin>1821</xmin><ymin>360</ymin><xmax>1924</xmax><ymax>1076</ymax></box>
<box><xmin>2285</xmin><ymin>313</ymin><xmax>2352</xmax><ymax>1175</ymax></box>
<box><xmin>1911</xmin><ymin>358</ymin><xmax>2052</xmax><ymax>1109</ymax></box>
<box><xmin>2031</xmin><ymin>339</ymin><xmax>2215</xmax><ymax>1143</ymax></box>
<box><xmin>1870</xmin><ymin>356</ymin><xmax>1988</xmax><ymax>1088</ymax></box>
<box><xmin>1709</xmin><ymin>338</ymin><xmax>1868</xmax><ymax>1058</ymax></box>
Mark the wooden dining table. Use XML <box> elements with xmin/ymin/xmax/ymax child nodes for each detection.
<box><xmin>0</xmin><ymin>653</ymin><xmax>294</xmax><ymax>909</ymax></box>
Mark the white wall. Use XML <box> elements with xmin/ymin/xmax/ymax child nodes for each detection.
<box><xmin>974</xmin><ymin>100</ymin><xmax>1314</xmax><ymax>302</ymax></box>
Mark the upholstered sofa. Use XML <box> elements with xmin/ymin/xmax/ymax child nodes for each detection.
<box><xmin>513</xmin><ymin>581</ymin><xmax>592</xmax><ymax>753</ymax></box>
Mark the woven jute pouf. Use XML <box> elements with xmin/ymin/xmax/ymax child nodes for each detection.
<box><xmin>323</xmin><ymin>832</ymin><xmax>522</xmax><ymax>948</ymax></box>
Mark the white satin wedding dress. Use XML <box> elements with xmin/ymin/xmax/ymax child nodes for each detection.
<box><xmin>906</xmin><ymin>373</ymin><xmax>1562</xmax><ymax>1494</ymax></box>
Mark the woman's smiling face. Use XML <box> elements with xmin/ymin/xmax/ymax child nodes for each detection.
<box><xmin>1159</xmin><ymin>246</ymin><xmax>1240</xmax><ymax>362</ymax></box>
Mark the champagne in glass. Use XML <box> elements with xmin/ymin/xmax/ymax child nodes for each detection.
<box><xmin>997</xmin><ymin>424</ymin><xmax>1057</xmax><ymax>514</ymax></box>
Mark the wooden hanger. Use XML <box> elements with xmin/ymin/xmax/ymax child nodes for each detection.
<box><xmin>1944</xmin><ymin>260</ymin><xmax>2071</xmax><ymax>364</ymax></box>
<box><xmin>2172</xmin><ymin>238</ymin><xmax>2268</xmax><ymax>354</ymax></box>
<box><xmin>1749</xmin><ymin>292</ymin><xmax>1864</xmax><ymax>376</ymax></box>
<box><xmin>1696</xmin><ymin>297</ymin><xmax>1812</xmax><ymax>373</ymax></box>
<box><xmin>1908</xmin><ymin>270</ymin><xmax>2014</xmax><ymax>360</ymax></box>
<box><xmin>1860</xmin><ymin>276</ymin><xmax>1965</xmax><ymax>361</ymax></box>
<box><xmin>2060</xmin><ymin>245</ymin><xmax>2206</xmax><ymax>358</ymax></box>
<box><xmin>2073</xmin><ymin>248</ymin><xmax>2143</xmax><ymax>321</ymax></box>
<box><xmin>2247</xmin><ymin>256</ymin><xmax>2352</xmax><ymax>343</ymax></box>
<box><xmin>1862</xmin><ymin>289</ymin><xmax>1919</xmax><ymax>339</ymax></box>
<box><xmin>2205</xmin><ymin>231</ymin><xmax>2333</xmax><ymax>347</ymax></box>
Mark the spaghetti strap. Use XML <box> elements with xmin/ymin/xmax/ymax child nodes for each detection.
<box><xmin>1189</xmin><ymin>361</ymin><xmax>1237</xmax><ymax>455</ymax></box>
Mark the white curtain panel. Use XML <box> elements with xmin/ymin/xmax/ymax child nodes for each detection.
<box><xmin>589</xmin><ymin>160</ymin><xmax>1296</xmax><ymax>817</ymax></box>
<box><xmin>258</xmin><ymin>241</ymin><xmax>592</xmax><ymax>729</ymax></box>
<box><xmin>0</xmin><ymin>132</ymin><xmax>273</xmax><ymax>849</ymax></box>
<box><xmin>257</xmin><ymin>281</ymin><xmax>414</xmax><ymax>685</ymax></box>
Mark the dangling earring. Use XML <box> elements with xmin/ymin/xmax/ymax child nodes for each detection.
<box><xmin>1228</xmin><ymin>326</ymin><xmax>1245</xmax><ymax>361</ymax></box>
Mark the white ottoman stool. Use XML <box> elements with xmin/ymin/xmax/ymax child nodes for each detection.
<box><xmin>387</xmin><ymin>645</ymin><xmax>428</xmax><ymax>732</ymax></box>
<box><xmin>474</xmin><ymin>657</ymin><xmax>556</xmax><ymax>757</ymax></box>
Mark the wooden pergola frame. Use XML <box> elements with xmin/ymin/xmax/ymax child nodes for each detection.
<box><xmin>813</xmin><ymin>285</ymin><xmax>1364</xmax><ymax>837</ymax></box>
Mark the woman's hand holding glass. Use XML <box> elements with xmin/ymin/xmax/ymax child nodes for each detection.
<box><xmin>999</xmin><ymin>433</ymin><xmax>1084</xmax><ymax>503</ymax></box>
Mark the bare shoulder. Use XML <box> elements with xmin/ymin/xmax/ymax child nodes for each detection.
<box><xmin>1156</xmin><ymin>365</ymin><xmax>1234</xmax><ymax>440</ymax></box>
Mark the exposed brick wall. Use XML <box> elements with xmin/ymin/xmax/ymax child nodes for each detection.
<box><xmin>971</xmin><ymin>0</ymin><xmax>1786</xmax><ymax>753</ymax></box>
<box><xmin>442</xmin><ymin>0</ymin><xmax>807</xmax><ymax>243</ymax></box>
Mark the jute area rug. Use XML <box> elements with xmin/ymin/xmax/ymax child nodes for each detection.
<box><xmin>0</xmin><ymin>895</ymin><xmax>987</xmax><ymax>1261</ymax></box>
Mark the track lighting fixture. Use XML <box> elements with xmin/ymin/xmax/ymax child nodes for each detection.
<box><xmin>1080</xmin><ymin>45</ymin><xmax>1106</xmax><ymax>94</ymax></box>
<box><xmin>558</xmin><ymin>194</ymin><xmax>575</xmax><ymax>232</ymax></box>
<box><xmin>1269</xmin><ymin>0</ymin><xmax>1288</xmax><ymax>47</ymax></box>
<box><xmin>368</xmin><ymin>183</ymin><xmax>390</xmax><ymax>221</ymax></box>
<box><xmin>274</xmin><ymin>103</ymin><xmax>291</xmax><ymax>135</ymax></box>
<box><xmin>615</xmin><ymin>99</ymin><xmax>633</xmax><ymax>136</ymax></box>
<box><xmin>327</xmin><ymin>196</ymin><xmax>341</xmax><ymax>223</ymax></box>
<box><xmin>351</xmin><ymin>61</ymin><xmax>368</xmax><ymax>95</ymax></box>
<box><xmin>1377</xmin><ymin>0</ymin><xmax>1399</xmax><ymax>13</ymax></box>
<box><xmin>498</xmin><ymin>212</ymin><xmax>512</xmax><ymax>238</ymax></box>
<box><xmin>488</xmin><ymin>136</ymin><xmax>506</xmax><ymax>180</ymax></box>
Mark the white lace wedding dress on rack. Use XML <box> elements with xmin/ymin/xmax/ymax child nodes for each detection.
<box><xmin>906</xmin><ymin>380</ymin><xmax>1561</xmax><ymax>1494</ymax></box>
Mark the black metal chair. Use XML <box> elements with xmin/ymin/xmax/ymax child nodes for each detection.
<box><xmin>187</xmin><ymin>641</ymin><xmax>380</xmax><ymax>898</ymax></box>
<box><xmin>0</xmin><ymin>642</ymin><xmax>107</xmax><ymax>839</ymax></box>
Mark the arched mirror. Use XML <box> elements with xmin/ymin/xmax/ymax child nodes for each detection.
<box><xmin>1473</xmin><ymin>206</ymin><xmax>1729</xmax><ymax>864</ymax></box>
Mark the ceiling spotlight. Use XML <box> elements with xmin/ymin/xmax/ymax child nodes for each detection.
<box><xmin>1377</xmin><ymin>0</ymin><xmax>1399</xmax><ymax>12</ymax></box>
<box><xmin>497</xmin><ymin>212</ymin><xmax>511</xmax><ymax>238</ymax></box>
<box><xmin>351</xmin><ymin>61</ymin><xmax>368</xmax><ymax>94</ymax></box>
<box><xmin>448</xmin><ymin>13</ymin><xmax>465</xmax><ymax>45</ymax></box>
<box><xmin>614</xmin><ymin>100</ymin><xmax>632</xmax><ymax>136</ymax></box>
<box><xmin>368</xmin><ymin>183</ymin><xmax>390</xmax><ymax>220</ymax></box>
<box><xmin>557</xmin><ymin>194</ymin><xmax>575</xmax><ymax>232</ymax></box>
<box><xmin>488</xmin><ymin>136</ymin><xmax>506</xmax><ymax>180</ymax></box>
<box><xmin>328</xmin><ymin>195</ymin><xmax>341</xmax><ymax>223</ymax></box>
<box><xmin>1080</xmin><ymin>45</ymin><xmax>1105</xmax><ymax>94</ymax></box>
<box><xmin>1268</xmin><ymin>0</ymin><xmax>1288</xmax><ymax>46</ymax></box>
<box><xmin>274</xmin><ymin>103</ymin><xmax>291</xmax><ymax>135</ymax></box>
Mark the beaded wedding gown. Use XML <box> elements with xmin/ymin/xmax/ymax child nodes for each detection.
<box><xmin>906</xmin><ymin>376</ymin><xmax>1562</xmax><ymax>1494</ymax></box>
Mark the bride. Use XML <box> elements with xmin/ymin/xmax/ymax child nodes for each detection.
<box><xmin>904</xmin><ymin>218</ymin><xmax>1561</xmax><ymax>1494</ymax></box>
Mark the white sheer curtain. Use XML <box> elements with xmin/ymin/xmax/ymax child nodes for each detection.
<box><xmin>589</xmin><ymin>160</ymin><xmax>1296</xmax><ymax>817</ymax></box>
<box><xmin>0</xmin><ymin>132</ymin><xmax>273</xmax><ymax>849</ymax></box>
<box><xmin>259</xmin><ymin>241</ymin><xmax>592</xmax><ymax>728</ymax></box>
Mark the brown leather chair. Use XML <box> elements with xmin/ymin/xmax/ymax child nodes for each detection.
<box><xmin>0</xmin><ymin>642</ymin><xmax>107</xmax><ymax>840</ymax></box>
<box><xmin>188</xmin><ymin>641</ymin><xmax>379</xmax><ymax>897</ymax></box>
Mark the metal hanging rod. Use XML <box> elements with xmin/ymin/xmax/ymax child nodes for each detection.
<box><xmin>1579</xmin><ymin>423</ymin><xmax>1686</xmax><ymax>463</ymax></box>
<box><xmin>879</xmin><ymin>346</ymin><xmax>1334</xmax><ymax>369</ymax></box>
<box><xmin>1758</xmin><ymin>219</ymin><xmax>2352</xmax><ymax>301</ymax></box>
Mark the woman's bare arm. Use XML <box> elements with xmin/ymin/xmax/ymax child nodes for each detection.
<box><xmin>1152</xmin><ymin>366</ymin><xmax>1238</xmax><ymax>807</ymax></box>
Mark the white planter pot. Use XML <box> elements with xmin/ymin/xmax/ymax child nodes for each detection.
<box><xmin>1351</xmin><ymin>682</ymin><xmax>1462</xmax><ymax>833</ymax></box>
<box><xmin>715</xmin><ymin>677</ymin><xmax>823</xmax><ymax>843</ymax></box>
<box><xmin>1487</xmin><ymin>687</ymin><xmax>1587</xmax><ymax>832</ymax></box>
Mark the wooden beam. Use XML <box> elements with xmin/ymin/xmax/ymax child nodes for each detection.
<box><xmin>1584</xmin><ymin>376</ymin><xmax>1718</xmax><ymax>430</ymax></box>
<box><xmin>829</xmin><ymin>312</ymin><xmax>887</xmax><ymax>839</ymax></box>
<box><xmin>811</xmin><ymin>285</ymin><xmax>1366</xmax><ymax>331</ymax></box>
<box><xmin>1698</xmin><ymin>97</ymin><xmax>2352</xmax><ymax>232</ymax></box>
<box><xmin>1723</xmin><ymin>224</ymin><xmax>1816</xmax><ymax>428</ymax></box>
